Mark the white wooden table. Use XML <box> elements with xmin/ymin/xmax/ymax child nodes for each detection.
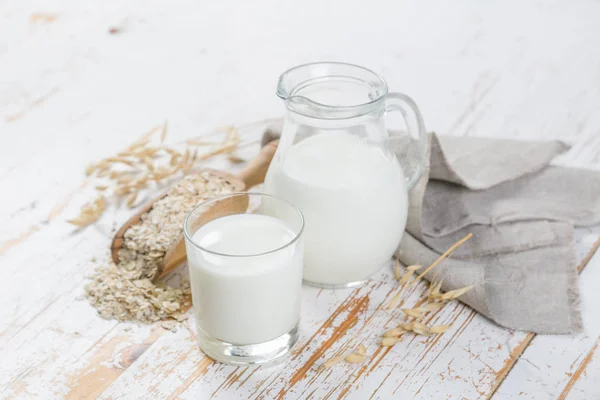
<box><xmin>1</xmin><ymin>0</ymin><xmax>600</xmax><ymax>398</ymax></box>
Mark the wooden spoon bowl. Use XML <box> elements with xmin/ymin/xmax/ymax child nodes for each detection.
<box><xmin>110</xmin><ymin>140</ymin><xmax>278</xmax><ymax>280</ymax></box>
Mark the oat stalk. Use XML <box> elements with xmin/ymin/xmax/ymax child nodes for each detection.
<box><xmin>69</xmin><ymin>122</ymin><xmax>243</xmax><ymax>227</ymax></box>
<box><xmin>406</xmin><ymin>233</ymin><xmax>473</xmax><ymax>288</ymax></box>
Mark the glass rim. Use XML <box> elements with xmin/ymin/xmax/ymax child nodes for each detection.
<box><xmin>183</xmin><ymin>192</ymin><xmax>305</xmax><ymax>258</ymax></box>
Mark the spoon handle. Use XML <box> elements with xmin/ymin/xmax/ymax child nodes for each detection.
<box><xmin>236</xmin><ymin>140</ymin><xmax>278</xmax><ymax>188</ymax></box>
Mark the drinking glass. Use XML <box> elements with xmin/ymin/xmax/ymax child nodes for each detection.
<box><xmin>183</xmin><ymin>193</ymin><xmax>304</xmax><ymax>365</ymax></box>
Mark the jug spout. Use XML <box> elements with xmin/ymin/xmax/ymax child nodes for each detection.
<box><xmin>276</xmin><ymin>66</ymin><xmax>322</xmax><ymax>115</ymax></box>
<box><xmin>276</xmin><ymin>62</ymin><xmax>388</xmax><ymax>120</ymax></box>
<box><xmin>275</xmin><ymin>74</ymin><xmax>292</xmax><ymax>101</ymax></box>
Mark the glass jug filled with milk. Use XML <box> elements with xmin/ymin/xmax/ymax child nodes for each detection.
<box><xmin>263</xmin><ymin>62</ymin><xmax>427</xmax><ymax>288</ymax></box>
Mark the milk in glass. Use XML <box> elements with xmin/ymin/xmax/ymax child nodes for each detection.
<box><xmin>188</xmin><ymin>214</ymin><xmax>303</xmax><ymax>344</ymax></box>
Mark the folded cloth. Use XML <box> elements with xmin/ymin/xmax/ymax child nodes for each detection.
<box><xmin>398</xmin><ymin>134</ymin><xmax>600</xmax><ymax>334</ymax></box>
<box><xmin>262</xmin><ymin>128</ymin><xmax>600</xmax><ymax>333</ymax></box>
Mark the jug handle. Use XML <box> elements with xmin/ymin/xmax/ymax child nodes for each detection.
<box><xmin>384</xmin><ymin>92</ymin><xmax>427</xmax><ymax>191</ymax></box>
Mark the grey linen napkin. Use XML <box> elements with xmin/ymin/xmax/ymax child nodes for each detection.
<box><xmin>262</xmin><ymin>129</ymin><xmax>600</xmax><ymax>334</ymax></box>
<box><xmin>398</xmin><ymin>134</ymin><xmax>600</xmax><ymax>334</ymax></box>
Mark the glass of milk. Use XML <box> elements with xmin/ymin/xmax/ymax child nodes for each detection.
<box><xmin>264</xmin><ymin>62</ymin><xmax>427</xmax><ymax>288</ymax></box>
<box><xmin>183</xmin><ymin>193</ymin><xmax>304</xmax><ymax>365</ymax></box>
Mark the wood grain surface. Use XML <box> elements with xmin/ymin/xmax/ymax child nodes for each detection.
<box><xmin>1</xmin><ymin>0</ymin><xmax>600</xmax><ymax>399</ymax></box>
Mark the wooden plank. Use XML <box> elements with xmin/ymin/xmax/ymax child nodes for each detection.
<box><xmin>557</xmin><ymin>339</ymin><xmax>600</xmax><ymax>400</ymax></box>
<box><xmin>492</xmin><ymin>233</ymin><xmax>600</xmax><ymax>400</ymax></box>
<box><xmin>488</xmin><ymin>75</ymin><xmax>600</xmax><ymax>399</ymax></box>
<box><xmin>94</xmin><ymin>234</ymin><xmax>599</xmax><ymax>399</ymax></box>
<box><xmin>1</xmin><ymin>0</ymin><xmax>600</xmax><ymax>398</ymax></box>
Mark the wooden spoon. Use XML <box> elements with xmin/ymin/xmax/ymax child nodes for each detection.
<box><xmin>110</xmin><ymin>140</ymin><xmax>278</xmax><ymax>280</ymax></box>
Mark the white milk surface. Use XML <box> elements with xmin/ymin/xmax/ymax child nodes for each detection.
<box><xmin>264</xmin><ymin>131</ymin><xmax>408</xmax><ymax>285</ymax></box>
<box><xmin>187</xmin><ymin>214</ymin><xmax>302</xmax><ymax>345</ymax></box>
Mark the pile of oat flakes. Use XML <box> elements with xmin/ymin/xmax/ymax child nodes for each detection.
<box><xmin>85</xmin><ymin>172</ymin><xmax>236</xmax><ymax>324</ymax></box>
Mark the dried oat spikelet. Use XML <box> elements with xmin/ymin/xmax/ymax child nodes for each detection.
<box><xmin>401</xmin><ymin>308</ymin><xmax>425</xmax><ymax>319</ymax></box>
<box><xmin>114</xmin><ymin>185</ymin><xmax>131</xmax><ymax>196</ymax></box>
<box><xmin>67</xmin><ymin>195</ymin><xmax>107</xmax><ymax>227</ymax></box>
<box><xmin>94</xmin><ymin>196</ymin><xmax>106</xmax><ymax>208</ymax></box>
<box><xmin>126</xmin><ymin>192</ymin><xmax>138</xmax><ymax>208</ymax></box>
<box><xmin>440</xmin><ymin>285</ymin><xmax>474</xmax><ymax>301</ymax></box>
<box><xmin>387</xmin><ymin>265</ymin><xmax>423</xmax><ymax>309</ymax></box>
<box><xmin>383</xmin><ymin>327</ymin><xmax>407</xmax><ymax>338</ymax></box>
<box><xmin>393</xmin><ymin>259</ymin><xmax>401</xmax><ymax>280</ymax></box>
<box><xmin>321</xmin><ymin>344</ymin><xmax>368</xmax><ymax>369</ymax></box>
<box><xmin>424</xmin><ymin>302</ymin><xmax>445</xmax><ymax>312</ymax></box>
<box><xmin>144</xmin><ymin>157</ymin><xmax>156</xmax><ymax>171</ymax></box>
<box><xmin>400</xmin><ymin>272</ymin><xmax>413</xmax><ymax>286</ymax></box>
<box><xmin>169</xmin><ymin>153</ymin><xmax>181</xmax><ymax>166</ymax></box>
<box><xmin>412</xmin><ymin>322</ymin><xmax>431</xmax><ymax>337</ymax></box>
<box><xmin>428</xmin><ymin>280</ymin><xmax>444</xmax><ymax>300</ymax></box>
<box><xmin>400</xmin><ymin>265</ymin><xmax>421</xmax><ymax>285</ymax></box>
<box><xmin>344</xmin><ymin>344</ymin><xmax>368</xmax><ymax>363</ymax></box>
<box><xmin>345</xmin><ymin>353</ymin><xmax>366</xmax><ymax>363</ymax></box>
<box><xmin>320</xmin><ymin>355</ymin><xmax>344</xmax><ymax>370</ymax></box>
<box><xmin>85</xmin><ymin>163</ymin><xmax>97</xmax><ymax>176</ymax></box>
<box><xmin>181</xmin><ymin>149</ymin><xmax>191</xmax><ymax>166</ymax></box>
<box><xmin>96</xmin><ymin>168</ymin><xmax>109</xmax><ymax>178</ymax></box>
<box><xmin>400</xmin><ymin>321</ymin><xmax>415</xmax><ymax>331</ymax></box>
<box><xmin>430</xmin><ymin>325</ymin><xmax>452</xmax><ymax>334</ymax></box>
<box><xmin>356</xmin><ymin>344</ymin><xmax>367</xmax><ymax>355</ymax></box>
<box><xmin>406</xmin><ymin>265</ymin><xmax>422</xmax><ymax>273</ymax></box>
<box><xmin>381</xmin><ymin>337</ymin><xmax>401</xmax><ymax>346</ymax></box>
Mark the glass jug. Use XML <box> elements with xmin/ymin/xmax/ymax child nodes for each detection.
<box><xmin>263</xmin><ymin>62</ymin><xmax>427</xmax><ymax>288</ymax></box>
